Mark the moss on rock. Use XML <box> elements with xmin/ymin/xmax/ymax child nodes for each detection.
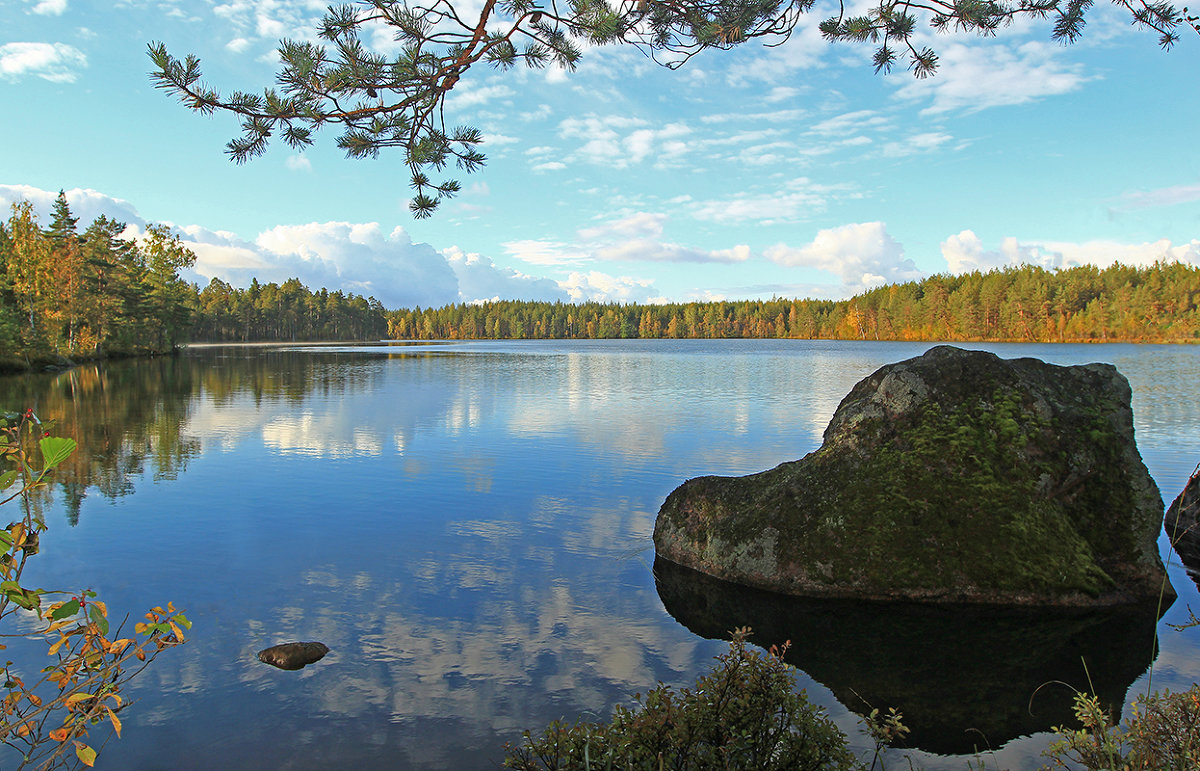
<box><xmin>654</xmin><ymin>346</ymin><xmax>1170</xmax><ymax>606</ymax></box>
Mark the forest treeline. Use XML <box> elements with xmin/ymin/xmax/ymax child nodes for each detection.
<box><xmin>389</xmin><ymin>261</ymin><xmax>1200</xmax><ymax>343</ymax></box>
<box><xmin>0</xmin><ymin>194</ymin><xmax>387</xmax><ymax>369</ymax></box>
<box><xmin>3</xmin><ymin>194</ymin><xmax>1198</xmax><ymax>370</ymax></box>
<box><xmin>0</xmin><ymin>193</ymin><xmax>196</xmax><ymax>367</ymax></box>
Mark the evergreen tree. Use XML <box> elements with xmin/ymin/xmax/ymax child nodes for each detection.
<box><xmin>147</xmin><ymin>0</ymin><xmax>1196</xmax><ymax>217</ymax></box>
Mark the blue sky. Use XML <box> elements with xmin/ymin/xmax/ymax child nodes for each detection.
<box><xmin>1</xmin><ymin>0</ymin><xmax>1198</xmax><ymax>309</ymax></box>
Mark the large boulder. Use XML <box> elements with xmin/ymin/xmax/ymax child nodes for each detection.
<box><xmin>654</xmin><ymin>346</ymin><xmax>1170</xmax><ymax>606</ymax></box>
<box><xmin>1165</xmin><ymin>466</ymin><xmax>1200</xmax><ymax>583</ymax></box>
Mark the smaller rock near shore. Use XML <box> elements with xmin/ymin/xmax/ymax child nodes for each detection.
<box><xmin>257</xmin><ymin>641</ymin><xmax>330</xmax><ymax>670</ymax></box>
<box><xmin>654</xmin><ymin>346</ymin><xmax>1170</xmax><ymax>606</ymax></box>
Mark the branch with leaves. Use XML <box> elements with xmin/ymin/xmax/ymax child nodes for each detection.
<box><xmin>0</xmin><ymin>411</ymin><xmax>190</xmax><ymax>769</ymax></box>
<box><xmin>148</xmin><ymin>0</ymin><xmax>1195</xmax><ymax>216</ymax></box>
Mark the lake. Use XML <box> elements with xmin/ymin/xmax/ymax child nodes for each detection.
<box><xmin>2</xmin><ymin>339</ymin><xmax>1198</xmax><ymax>770</ymax></box>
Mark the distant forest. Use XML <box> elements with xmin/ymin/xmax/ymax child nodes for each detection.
<box><xmin>2</xmin><ymin>194</ymin><xmax>1198</xmax><ymax>372</ymax></box>
<box><xmin>389</xmin><ymin>261</ymin><xmax>1200</xmax><ymax>343</ymax></box>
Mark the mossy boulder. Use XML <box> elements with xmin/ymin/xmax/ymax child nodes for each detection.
<box><xmin>654</xmin><ymin>346</ymin><xmax>1170</xmax><ymax>606</ymax></box>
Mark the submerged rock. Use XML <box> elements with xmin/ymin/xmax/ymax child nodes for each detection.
<box><xmin>654</xmin><ymin>346</ymin><xmax>1170</xmax><ymax>606</ymax></box>
<box><xmin>257</xmin><ymin>641</ymin><xmax>330</xmax><ymax>670</ymax></box>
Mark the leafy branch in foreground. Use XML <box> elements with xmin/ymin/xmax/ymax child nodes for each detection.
<box><xmin>0</xmin><ymin>411</ymin><xmax>190</xmax><ymax>769</ymax></box>
<box><xmin>147</xmin><ymin>0</ymin><xmax>1195</xmax><ymax>216</ymax></box>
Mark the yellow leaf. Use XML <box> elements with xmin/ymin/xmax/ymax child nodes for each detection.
<box><xmin>134</xmin><ymin>622</ymin><xmax>148</xmax><ymax>634</ymax></box>
<box><xmin>15</xmin><ymin>721</ymin><xmax>31</xmax><ymax>737</ymax></box>
<box><xmin>28</xmin><ymin>694</ymin><xmax>41</xmax><ymax>707</ymax></box>
<box><xmin>74</xmin><ymin>742</ymin><xmax>97</xmax><ymax>767</ymax></box>
<box><xmin>47</xmin><ymin>636</ymin><xmax>67</xmax><ymax>657</ymax></box>
<box><xmin>104</xmin><ymin>706</ymin><xmax>122</xmax><ymax>738</ymax></box>
<box><xmin>44</xmin><ymin>618</ymin><xmax>75</xmax><ymax>634</ymax></box>
<box><xmin>48</xmin><ymin>727</ymin><xmax>69</xmax><ymax>742</ymax></box>
<box><xmin>65</xmin><ymin>692</ymin><xmax>94</xmax><ymax>707</ymax></box>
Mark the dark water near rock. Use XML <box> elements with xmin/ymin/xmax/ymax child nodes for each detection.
<box><xmin>1</xmin><ymin>340</ymin><xmax>1197</xmax><ymax>770</ymax></box>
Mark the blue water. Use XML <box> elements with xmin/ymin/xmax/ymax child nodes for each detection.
<box><xmin>3</xmin><ymin>339</ymin><xmax>1198</xmax><ymax>770</ymax></box>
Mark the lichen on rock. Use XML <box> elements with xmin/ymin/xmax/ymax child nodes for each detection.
<box><xmin>653</xmin><ymin>346</ymin><xmax>1171</xmax><ymax>606</ymax></box>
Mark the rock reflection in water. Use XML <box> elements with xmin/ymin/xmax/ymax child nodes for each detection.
<box><xmin>654</xmin><ymin>556</ymin><xmax>1167</xmax><ymax>756</ymax></box>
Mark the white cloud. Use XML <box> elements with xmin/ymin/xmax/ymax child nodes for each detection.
<box><xmin>445</xmin><ymin>83</ymin><xmax>515</xmax><ymax>111</ymax></box>
<box><xmin>592</xmin><ymin>239</ymin><xmax>750</xmax><ymax>264</ymax></box>
<box><xmin>442</xmin><ymin>246</ymin><xmax>567</xmax><ymax>303</ymax></box>
<box><xmin>941</xmin><ymin>229</ymin><xmax>1200</xmax><ymax>273</ymax></box>
<box><xmin>881</xmin><ymin>131</ymin><xmax>954</xmax><ymax>157</ymax></box>
<box><xmin>723</xmin><ymin>18</ymin><xmax>830</xmax><ymax>85</ymax></box>
<box><xmin>688</xmin><ymin>178</ymin><xmax>851</xmax><ymax>225</ymax></box>
<box><xmin>285</xmin><ymin>155</ymin><xmax>312</xmax><ymax>172</ymax></box>
<box><xmin>575</xmin><ymin>212</ymin><xmax>750</xmax><ymax>264</ymax></box>
<box><xmin>0</xmin><ymin>42</ymin><xmax>87</xmax><ymax>82</ymax></box>
<box><xmin>1116</xmin><ymin>184</ymin><xmax>1200</xmax><ymax>211</ymax></box>
<box><xmin>766</xmin><ymin>222</ymin><xmax>925</xmax><ymax>291</ymax></box>
<box><xmin>225</xmin><ymin>37</ymin><xmax>252</xmax><ymax>53</ymax></box>
<box><xmin>0</xmin><ymin>184</ymin><xmax>144</xmax><ymax>227</ymax></box>
<box><xmin>892</xmin><ymin>41</ymin><xmax>1090</xmax><ymax>114</ymax></box>
<box><xmin>503</xmin><ymin>239</ymin><xmax>590</xmax><ymax>267</ymax></box>
<box><xmin>30</xmin><ymin>0</ymin><xmax>68</xmax><ymax>15</ymax></box>
<box><xmin>577</xmin><ymin>212</ymin><xmax>666</xmax><ymax>241</ymax></box>
<box><xmin>0</xmin><ymin>183</ymin><xmax>574</xmax><ymax>309</ymax></box>
<box><xmin>557</xmin><ymin>115</ymin><xmax>691</xmax><ymax>169</ymax></box>
<box><xmin>559</xmin><ymin>271</ymin><xmax>664</xmax><ymax>303</ymax></box>
<box><xmin>532</xmin><ymin>161</ymin><xmax>566</xmax><ymax>172</ymax></box>
<box><xmin>809</xmin><ymin>110</ymin><xmax>890</xmax><ymax>136</ymax></box>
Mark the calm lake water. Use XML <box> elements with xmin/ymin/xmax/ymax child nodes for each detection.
<box><xmin>2</xmin><ymin>339</ymin><xmax>1198</xmax><ymax>770</ymax></box>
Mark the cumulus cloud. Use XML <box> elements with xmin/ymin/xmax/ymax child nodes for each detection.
<box><xmin>442</xmin><ymin>246</ymin><xmax>567</xmax><ymax>303</ymax></box>
<box><xmin>892</xmin><ymin>41</ymin><xmax>1090</xmax><ymax>114</ymax></box>
<box><xmin>0</xmin><ymin>183</ymin><xmax>574</xmax><ymax>309</ymax></box>
<box><xmin>766</xmin><ymin>222</ymin><xmax>925</xmax><ymax>291</ymax></box>
<box><xmin>0</xmin><ymin>42</ymin><xmax>87</xmax><ymax>82</ymax></box>
<box><xmin>0</xmin><ymin>184</ymin><xmax>144</xmax><ymax>227</ymax></box>
<box><xmin>941</xmin><ymin>229</ymin><xmax>1200</xmax><ymax>273</ymax></box>
<box><xmin>559</xmin><ymin>271</ymin><xmax>664</xmax><ymax>303</ymax></box>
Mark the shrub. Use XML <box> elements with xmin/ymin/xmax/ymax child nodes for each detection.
<box><xmin>503</xmin><ymin>628</ymin><xmax>861</xmax><ymax>771</ymax></box>
<box><xmin>1043</xmin><ymin>685</ymin><xmax>1200</xmax><ymax>770</ymax></box>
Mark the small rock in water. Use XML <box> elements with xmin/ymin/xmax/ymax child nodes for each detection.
<box><xmin>257</xmin><ymin>641</ymin><xmax>330</xmax><ymax>670</ymax></box>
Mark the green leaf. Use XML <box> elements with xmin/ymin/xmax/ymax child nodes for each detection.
<box><xmin>38</xmin><ymin>437</ymin><xmax>77</xmax><ymax>470</ymax></box>
<box><xmin>75</xmin><ymin>742</ymin><xmax>97</xmax><ymax>767</ymax></box>
<box><xmin>88</xmin><ymin>604</ymin><xmax>109</xmax><ymax>636</ymax></box>
<box><xmin>51</xmin><ymin>599</ymin><xmax>80</xmax><ymax>620</ymax></box>
<box><xmin>173</xmin><ymin>612</ymin><xmax>192</xmax><ymax>630</ymax></box>
<box><xmin>0</xmin><ymin>470</ymin><xmax>17</xmax><ymax>490</ymax></box>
